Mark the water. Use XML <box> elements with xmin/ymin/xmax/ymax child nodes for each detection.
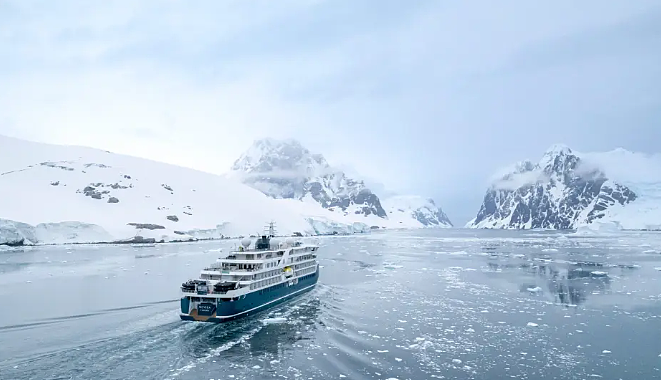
<box><xmin>1</xmin><ymin>229</ymin><xmax>661</xmax><ymax>380</ymax></box>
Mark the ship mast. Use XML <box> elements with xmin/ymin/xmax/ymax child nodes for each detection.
<box><xmin>265</xmin><ymin>220</ymin><xmax>277</xmax><ymax>238</ymax></box>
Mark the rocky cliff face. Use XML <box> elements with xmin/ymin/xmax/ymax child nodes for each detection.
<box><xmin>467</xmin><ymin>144</ymin><xmax>637</xmax><ymax>229</ymax></box>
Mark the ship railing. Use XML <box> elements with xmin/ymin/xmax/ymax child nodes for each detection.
<box><xmin>203</xmin><ymin>267</ymin><xmax>255</xmax><ymax>272</ymax></box>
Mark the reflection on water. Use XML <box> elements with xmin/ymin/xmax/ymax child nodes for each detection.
<box><xmin>248</xmin><ymin>298</ymin><xmax>322</xmax><ymax>357</ymax></box>
<box><xmin>482</xmin><ymin>242</ymin><xmax>639</xmax><ymax>307</ymax></box>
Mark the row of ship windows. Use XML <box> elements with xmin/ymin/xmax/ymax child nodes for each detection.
<box><xmin>254</xmin><ymin>269</ymin><xmax>279</xmax><ymax>280</ymax></box>
<box><xmin>294</xmin><ymin>254</ymin><xmax>315</xmax><ymax>262</ymax></box>
<box><xmin>250</xmin><ymin>276</ymin><xmax>279</xmax><ymax>290</ymax></box>
<box><xmin>250</xmin><ymin>266</ymin><xmax>317</xmax><ymax>290</ymax></box>
<box><xmin>294</xmin><ymin>261</ymin><xmax>315</xmax><ymax>270</ymax></box>
<box><xmin>256</xmin><ymin>271</ymin><xmax>317</xmax><ymax>294</ymax></box>
<box><xmin>296</xmin><ymin>268</ymin><xmax>316</xmax><ymax>276</ymax></box>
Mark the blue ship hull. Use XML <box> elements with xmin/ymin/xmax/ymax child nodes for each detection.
<box><xmin>180</xmin><ymin>267</ymin><xmax>319</xmax><ymax>323</ymax></box>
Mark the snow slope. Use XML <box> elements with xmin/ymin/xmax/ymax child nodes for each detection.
<box><xmin>579</xmin><ymin>149</ymin><xmax>661</xmax><ymax>230</ymax></box>
<box><xmin>467</xmin><ymin>144</ymin><xmax>661</xmax><ymax>230</ymax></box>
<box><xmin>0</xmin><ymin>135</ymin><xmax>381</xmax><ymax>245</ymax></box>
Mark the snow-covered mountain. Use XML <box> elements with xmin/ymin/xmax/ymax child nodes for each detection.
<box><xmin>382</xmin><ymin>196</ymin><xmax>453</xmax><ymax>227</ymax></box>
<box><xmin>230</xmin><ymin>138</ymin><xmax>387</xmax><ymax>218</ymax></box>
<box><xmin>0</xmin><ymin>135</ymin><xmax>385</xmax><ymax>246</ymax></box>
<box><xmin>0</xmin><ymin>135</ymin><xmax>452</xmax><ymax>246</ymax></box>
<box><xmin>229</xmin><ymin>138</ymin><xmax>452</xmax><ymax>228</ymax></box>
<box><xmin>467</xmin><ymin>144</ymin><xmax>661</xmax><ymax>230</ymax></box>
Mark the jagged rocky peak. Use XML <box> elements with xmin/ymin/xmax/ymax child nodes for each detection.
<box><xmin>538</xmin><ymin>143</ymin><xmax>581</xmax><ymax>175</ymax></box>
<box><xmin>231</xmin><ymin>138</ymin><xmax>387</xmax><ymax>218</ymax></box>
<box><xmin>467</xmin><ymin>144</ymin><xmax>637</xmax><ymax>229</ymax></box>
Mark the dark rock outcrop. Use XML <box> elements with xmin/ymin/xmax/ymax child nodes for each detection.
<box><xmin>127</xmin><ymin>223</ymin><xmax>165</xmax><ymax>230</ymax></box>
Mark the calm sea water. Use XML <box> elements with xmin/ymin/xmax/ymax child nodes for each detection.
<box><xmin>1</xmin><ymin>229</ymin><xmax>661</xmax><ymax>380</ymax></box>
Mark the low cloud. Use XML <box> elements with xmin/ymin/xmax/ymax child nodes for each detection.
<box><xmin>491</xmin><ymin>169</ymin><xmax>550</xmax><ymax>191</ymax></box>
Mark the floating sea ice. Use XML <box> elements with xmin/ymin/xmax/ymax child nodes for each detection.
<box><xmin>263</xmin><ymin>317</ymin><xmax>287</xmax><ymax>324</ymax></box>
<box><xmin>527</xmin><ymin>322</ymin><xmax>539</xmax><ymax>327</ymax></box>
<box><xmin>602</xmin><ymin>350</ymin><xmax>611</xmax><ymax>354</ymax></box>
<box><xmin>395</xmin><ymin>358</ymin><xmax>402</xmax><ymax>362</ymax></box>
<box><xmin>252</xmin><ymin>365</ymin><xmax>261</xmax><ymax>369</ymax></box>
<box><xmin>452</xmin><ymin>359</ymin><xmax>462</xmax><ymax>365</ymax></box>
<box><xmin>654</xmin><ymin>267</ymin><xmax>661</xmax><ymax>271</ymax></box>
<box><xmin>527</xmin><ymin>286</ymin><xmax>543</xmax><ymax>293</ymax></box>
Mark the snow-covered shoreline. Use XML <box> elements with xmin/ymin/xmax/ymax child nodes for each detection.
<box><xmin>0</xmin><ymin>217</ymin><xmax>378</xmax><ymax>247</ymax></box>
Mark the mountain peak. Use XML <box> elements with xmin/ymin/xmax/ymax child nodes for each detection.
<box><xmin>539</xmin><ymin>143</ymin><xmax>578</xmax><ymax>174</ymax></box>
<box><xmin>231</xmin><ymin>138</ymin><xmax>328</xmax><ymax>173</ymax></box>
<box><xmin>544</xmin><ymin>143</ymin><xmax>572</xmax><ymax>156</ymax></box>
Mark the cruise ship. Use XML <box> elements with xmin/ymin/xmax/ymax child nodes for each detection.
<box><xmin>179</xmin><ymin>223</ymin><xmax>320</xmax><ymax>322</ymax></box>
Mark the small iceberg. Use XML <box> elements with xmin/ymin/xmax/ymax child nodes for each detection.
<box><xmin>263</xmin><ymin>317</ymin><xmax>287</xmax><ymax>324</ymax></box>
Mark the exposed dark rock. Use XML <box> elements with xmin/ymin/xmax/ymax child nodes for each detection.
<box><xmin>183</xmin><ymin>211</ymin><xmax>192</xmax><ymax>216</ymax></box>
<box><xmin>107</xmin><ymin>197</ymin><xmax>119</xmax><ymax>203</ymax></box>
<box><xmin>167</xmin><ymin>215</ymin><xmax>179</xmax><ymax>222</ymax></box>
<box><xmin>127</xmin><ymin>223</ymin><xmax>165</xmax><ymax>230</ymax></box>
<box><xmin>114</xmin><ymin>236</ymin><xmax>157</xmax><ymax>244</ymax></box>
<box><xmin>110</xmin><ymin>183</ymin><xmax>128</xmax><ymax>189</ymax></box>
<box><xmin>370</xmin><ymin>226</ymin><xmax>380</xmax><ymax>229</ymax></box>
<box><xmin>50</xmin><ymin>181</ymin><xmax>59</xmax><ymax>186</ymax></box>
<box><xmin>40</xmin><ymin>162</ymin><xmax>74</xmax><ymax>171</ymax></box>
<box><xmin>123</xmin><ymin>175</ymin><xmax>132</xmax><ymax>179</ymax></box>
<box><xmin>162</xmin><ymin>184</ymin><xmax>173</xmax><ymax>192</ymax></box>
<box><xmin>84</xmin><ymin>163</ymin><xmax>110</xmax><ymax>168</ymax></box>
<box><xmin>2</xmin><ymin>238</ymin><xmax>25</xmax><ymax>247</ymax></box>
<box><xmin>173</xmin><ymin>231</ymin><xmax>186</xmax><ymax>235</ymax></box>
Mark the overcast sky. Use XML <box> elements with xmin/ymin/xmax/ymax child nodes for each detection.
<box><xmin>1</xmin><ymin>0</ymin><xmax>660</xmax><ymax>224</ymax></box>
